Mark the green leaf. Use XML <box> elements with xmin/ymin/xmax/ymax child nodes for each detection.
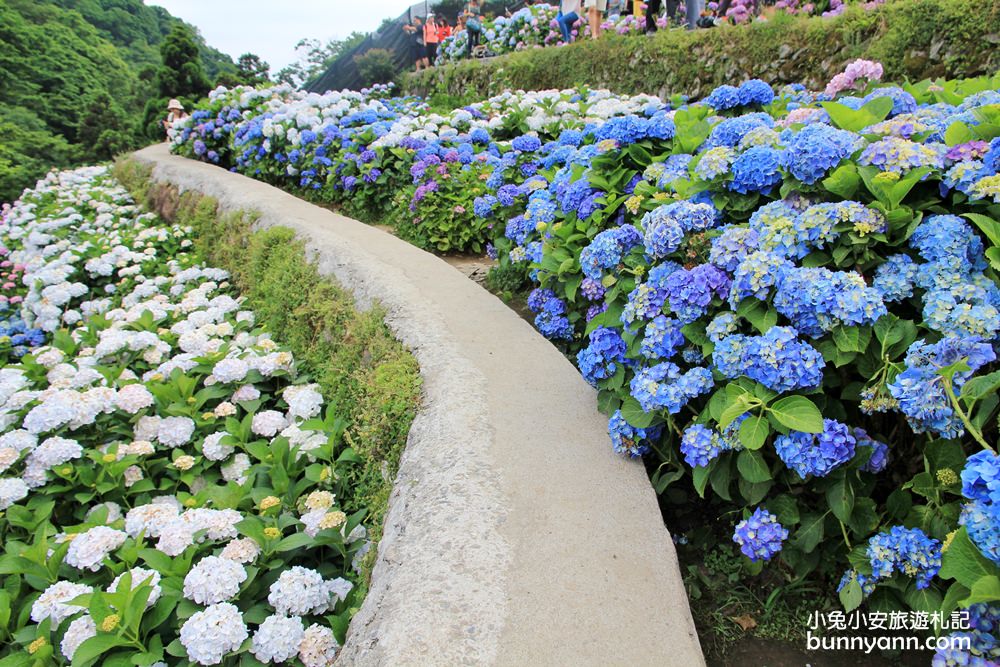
<box><xmin>738</xmin><ymin>413</ymin><xmax>769</xmax><ymax>450</ymax></box>
<box><xmin>940</xmin><ymin>582</ymin><xmax>972</xmax><ymax>617</ymax></box>
<box><xmin>737</xmin><ymin>449</ymin><xmax>771</xmax><ymax>484</ymax></box>
<box><xmin>719</xmin><ymin>395</ymin><xmax>753</xmax><ymax>430</ymax></box>
<box><xmin>274</xmin><ymin>532</ymin><xmax>314</xmax><ymax>553</ymax></box>
<box><xmin>904</xmin><ymin>582</ymin><xmax>942</xmax><ymax>614</ymax></box>
<box><xmin>791</xmin><ymin>513</ymin><xmax>825</xmax><ymax>553</ymax></box>
<box><xmin>944</xmin><ymin>121</ymin><xmax>975</xmax><ymax>147</ymax></box>
<box><xmin>822</xmin><ymin>164</ymin><xmax>860</xmax><ymax>199</ymax></box>
<box><xmin>961</xmin><ymin>575</ymin><xmax>1000</xmax><ymax>606</ymax></box>
<box><xmin>691</xmin><ymin>464</ymin><xmax>711</xmax><ymax>498</ymax></box>
<box><xmin>620</xmin><ymin>397</ymin><xmax>655</xmax><ymax>429</ymax></box>
<box><xmin>961</xmin><ymin>370</ymin><xmax>1000</xmax><ymax>402</ymax></box>
<box><xmin>964</xmin><ymin>212</ymin><xmax>1000</xmax><ymax>247</ymax></box>
<box><xmin>768</xmin><ymin>395</ymin><xmax>823</xmax><ymax>433</ymax></box>
<box><xmin>71</xmin><ymin>634</ymin><xmax>125</xmax><ymax>667</ymax></box>
<box><xmin>939</xmin><ymin>528</ymin><xmax>1000</xmax><ymax>588</ymax></box>
<box><xmin>839</xmin><ymin>575</ymin><xmax>863</xmax><ymax>612</ymax></box>
<box><xmin>826</xmin><ymin>479</ymin><xmax>855</xmax><ymax>523</ymax></box>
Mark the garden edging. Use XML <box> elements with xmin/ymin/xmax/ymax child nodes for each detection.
<box><xmin>131</xmin><ymin>143</ymin><xmax>704</xmax><ymax>666</ymax></box>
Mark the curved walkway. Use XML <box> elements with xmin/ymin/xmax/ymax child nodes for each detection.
<box><xmin>133</xmin><ymin>143</ymin><xmax>704</xmax><ymax>667</ymax></box>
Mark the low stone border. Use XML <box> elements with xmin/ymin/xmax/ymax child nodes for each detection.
<box><xmin>133</xmin><ymin>143</ymin><xmax>704</xmax><ymax>666</ymax></box>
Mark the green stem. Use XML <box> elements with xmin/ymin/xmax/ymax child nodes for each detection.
<box><xmin>942</xmin><ymin>377</ymin><xmax>995</xmax><ymax>453</ymax></box>
<box><xmin>839</xmin><ymin>519</ymin><xmax>853</xmax><ymax>551</ymax></box>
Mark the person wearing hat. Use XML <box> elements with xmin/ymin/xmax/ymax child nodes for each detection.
<box><xmin>162</xmin><ymin>99</ymin><xmax>189</xmax><ymax>138</ymax></box>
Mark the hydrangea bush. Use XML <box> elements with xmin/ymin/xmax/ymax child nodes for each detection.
<box><xmin>0</xmin><ymin>168</ymin><xmax>371</xmax><ymax>665</ymax></box>
<box><xmin>172</xmin><ymin>63</ymin><xmax>1000</xmax><ymax>656</ymax></box>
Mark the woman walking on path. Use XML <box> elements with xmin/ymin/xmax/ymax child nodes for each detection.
<box><xmin>557</xmin><ymin>0</ymin><xmax>582</xmax><ymax>43</ymax></box>
<box><xmin>463</xmin><ymin>0</ymin><xmax>484</xmax><ymax>57</ymax></box>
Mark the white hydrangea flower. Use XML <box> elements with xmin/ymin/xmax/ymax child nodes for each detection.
<box><xmin>0</xmin><ymin>448</ymin><xmax>20</xmax><ymax>473</ymax></box>
<box><xmin>213</xmin><ymin>401</ymin><xmax>237</xmax><ymax>417</ymax></box>
<box><xmin>156</xmin><ymin>518</ymin><xmax>195</xmax><ymax>556</ymax></box>
<box><xmin>0</xmin><ymin>429</ymin><xmax>37</xmax><ymax>453</ymax></box>
<box><xmin>219</xmin><ymin>537</ymin><xmax>261</xmax><ymax>563</ymax></box>
<box><xmin>0</xmin><ymin>478</ymin><xmax>29</xmax><ymax>509</ymax></box>
<box><xmin>85</xmin><ymin>501</ymin><xmax>122</xmax><ymax>524</ymax></box>
<box><xmin>123</xmin><ymin>465</ymin><xmax>144</xmax><ymax>487</ymax></box>
<box><xmin>298</xmin><ymin>623</ymin><xmax>340</xmax><ymax>667</ymax></box>
<box><xmin>212</xmin><ymin>357</ymin><xmax>250</xmax><ymax>384</ymax></box>
<box><xmin>31</xmin><ymin>581</ymin><xmax>92</xmax><ymax>623</ymax></box>
<box><xmin>267</xmin><ymin>567</ymin><xmax>343</xmax><ymax>616</ymax></box>
<box><xmin>232</xmin><ymin>385</ymin><xmax>260</xmax><ymax>402</ymax></box>
<box><xmin>221</xmin><ymin>453</ymin><xmax>251</xmax><ymax>484</ymax></box>
<box><xmin>114</xmin><ymin>383</ymin><xmax>155</xmax><ymax>414</ymax></box>
<box><xmin>124</xmin><ymin>499</ymin><xmax>180</xmax><ymax>538</ymax></box>
<box><xmin>157</xmin><ymin>416</ymin><xmax>195</xmax><ymax>447</ymax></box>
<box><xmin>182</xmin><ymin>508</ymin><xmax>242</xmax><ymax>542</ymax></box>
<box><xmin>283</xmin><ymin>384</ymin><xmax>324</xmax><ymax>420</ymax></box>
<box><xmin>179</xmin><ymin>603</ymin><xmax>248</xmax><ymax>665</ymax></box>
<box><xmin>134</xmin><ymin>415</ymin><xmax>161</xmax><ymax>441</ymax></box>
<box><xmin>183</xmin><ymin>556</ymin><xmax>247</xmax><ymax>605</ymax></box>
<box><xmin>65</xmin><ymin>526</ymin><xmax>127</xmax><ymax>571</ymax></box>
<box><xmin>201</xmin><ymin>432</ymin><xmax>233</xmax><ymax>461</ymax></box>
<box><xmin>251</xmin><ymin>614</ymin><xmax>304</xmax><ymax>663</ymax></box>
<box><xmin>61</xmin><ymin>614</ymin><xmax>96</xmax><ymax>661</ymax></box>
<box><xmin>251</xmin><ymin>410</ymin><xmax>286</xmax><ymax>437</ymax></box>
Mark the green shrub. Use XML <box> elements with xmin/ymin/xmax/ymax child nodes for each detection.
<box><xmin>354</xmin><ymin>48</ymin><xmax>399</xmax><ymax>87</ymax></box>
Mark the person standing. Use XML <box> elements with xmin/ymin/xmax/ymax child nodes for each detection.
<box><xmin>423</xmin><ymin>14</ymin><xmax>440</xmax><ymax>66</ymax></box>
<box><xmin>464</xmin><ymin>0</ymin><xmax>483</xmax><ymax>57</ymax></box>
<box><xmin>557</xmin><ymin>0</ymin><xmax>581</xmax><ymax>43</ymax></box>
<box><xmin>645</xmin><ymin>0</ymin><xmax>699</xmax><ymax>31</ymax></box>
<box><xmin>583</xmin><ymin>0</ymin><xmax>607</xmax><ymax>38</ymax></box>
<box><xmin>402</xmin><ymin>16</ymin><xmax>425</xmax><ymax>71</ymax></box>
<box><xmin>437</xmin><ymin>18</ymin><xmax>452</xmax><ymax>43</ymax></box>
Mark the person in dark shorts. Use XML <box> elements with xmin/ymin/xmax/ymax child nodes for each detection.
<box><xmin>402</xmin><ymin>16</ymin><xmax>425</xmax><ymax>71</ymax></box>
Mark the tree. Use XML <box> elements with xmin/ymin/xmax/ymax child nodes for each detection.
<box><xmin>354</xmin><ymin>49</ymin><xmax>398</xmax><ymax>87</ymax></box>
<box><xmin>275</xmin><ymin>33</ymin><xmax>367</xmax><ymax>89</ymax></box>
<box><xmin>236</xmin><ymin>52</ymin><xmax>271</xmax><ymax>86</ymax></box>
<box><xmin>76</xmin><ymin>92</ymin><xmax>134</xmax><ymax>161</ymax></box>
<box><xmin>155</xmin><ymin>24</ymin><xmax>209</xmax><ymax>99</ymax></box>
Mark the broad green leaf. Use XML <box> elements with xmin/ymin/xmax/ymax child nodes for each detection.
<box><xmin>960</xmin><ymin>575</ymin><xmax>1000</xmax><ymax>606</ymax></box>
<box><xmin>738</xmin><ymin>413</ymin><xmax>769</xmax><ymax>450</ymax></box>
<box><xmin>839</xmin><ymin>575</ymin><xmax>863</xmax><ymax>612</ymax></box>
<box><xmin>826</xmin><ymin>479</ymin><xmax>855</xmax><ymax>523</ymax></box>
<box><xmin>620</xmin><ymin>397</ymin><xmax>655</xmax><ymax>429</ymax></box>
<box><xmin>792</xmin><ymin>513</ymin><xmax>825</xmax><ymax>553</ymax></box>
<box><xmin>939</xmin><ymin>528</ymin><xmax>1000</xmax><ymax>588</ymax></box>
<box><xmin>768</xmin><ymin>395</ymin><xmax>823</xmax><ymax>433</ymax></box>
<box><xmin>737</xmin><ymin>449</ymin><xmax>771</xmax><ymax>484</ymax></box>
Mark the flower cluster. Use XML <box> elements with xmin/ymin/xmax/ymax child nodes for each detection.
<box><xmin>0</xmin><ymin>168</ymin><xmax>369</xmax><ymax>665</ymax></box>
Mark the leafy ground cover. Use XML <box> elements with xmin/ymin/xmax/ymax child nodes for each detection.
<box><xmin>0</xmin><ymin>165</ymin><xmax>418</xmax><ymax>666</ymax></box>
<box><xmin>170</xmin><ymin>63</ymin><xmax>1000</xmax><ymax>663</ymax></box>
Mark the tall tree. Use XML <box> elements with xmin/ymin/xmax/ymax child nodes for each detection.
<box><xmin>236</xmin><ymin>53</ymin><xmax>271</xmax><ymax>86</ymax></box>
<box><xmin>156</xmin><ymin>24</ymin><xmax>210</xmax><ymax>99</ymax></box>
<box><xmin>275</xmin><ymin>33</ymin><xmax>366</xmax><ymax>89</ymax></box>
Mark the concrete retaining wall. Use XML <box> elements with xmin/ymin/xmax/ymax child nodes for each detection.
<box><xmin>132</xmin><ymin>143</ymin><xmax>704</xmax><ymax>667</ymax></box>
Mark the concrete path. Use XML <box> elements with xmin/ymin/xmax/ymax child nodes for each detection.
<box><xmin>133</xmin><ymin>144</ymin><xmax>704</xmax><ymax>667</ymax></box>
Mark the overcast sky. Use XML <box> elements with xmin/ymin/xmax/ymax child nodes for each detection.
<box><xmin>149</xmin><ymin>1</ymin><xmax>422</xmax><ymax>71</ymax></box>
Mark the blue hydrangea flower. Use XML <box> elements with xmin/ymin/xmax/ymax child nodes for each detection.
<box><xmin>748</xmin><ymin>200</ymin><xmax>807</xmax><ymax>258</ymax></box>
<box><xmin>923</xmin><ymin>283</ymin><xmax>1000</xmax><ymax>340</ymax></box>
<box><xmin>855</xmin><ymin>428</ymin><xmax>890</xmax><ymax>474</ymax></box>
<box><xmin>579</xmin><ymin>226</ymin><xmax>642</xmax><ymax>280</ymax></box>
<box><xmin>576</xmin><ymin>327</ymin><xmax>627</xmax><ymax>387</ymax></box>
<box><xmin>704</xmin><ymin>84</ymin><xmax>742</xmax><ymax>111</ymax></box>
<box><xmin>738</xmin><ymin>79</ymin><xmax>775</xmax><ymax>106</ymax></box>
<box><xmin>859</xmin><ymin>136</ymin><xmax>946</xmax><ymax>174</ymax></box>
<box><xmin>713</xmin><ymin>326</ymin><xmax>824</xmax><ymax>393</ymax></box>
<box><xmin>873</xmin><ymin>254</ymin><xmax>919</xmax><ymax>302</ymax></box>
<box><xmin>608</xmin><ymin>410</ymin><xmax>663</xmax><ymax>458</ymax></box>
<box><xmin>709</xmin><ymin>226</ymin><xmax>760</xmax><ymax>273</ymax></box>
<box><xmin>779</xmin><ymin>123</ymin><xmax>862</xmax><ymax>184</ymax></box>
<box><xmin>642</xmin><ymin>208</ymin><xmax>685</xmax><ymax>259</ymax></box>
<box><xmin>630</xmin><ymin>364</ymin><xmax>714</xmax><ymax>414</ymax></box>
<box><xmin>729</xmin><ymin>146</ymin><xmax>783</xmax><ymax>194</ymax></box>
<box><xmin>511</xmin><ymin>135</ymin><xmax>542</xmax><ymax>152</ymax></box>
<box><xmin>695</xmin><ymin>147</ymin><xmax>736</xmax><ymax>180</ymax></box>
<box><xmin>863</xmin><ymin>86</ymin><xmax>918</xmax><ymax>117</ymax></box>
<box><xmin>640</xmin><ymin>315</ymin><xmax>685</xmax><ymax>360</ymax></box>
<box><xmin>837</xmin><ymin>570</ymin><xmax>878</xmax><ymax>597</ymax></box>
<box><xmin>775</xmin><ymin>419</ymin><xmax>857</xmax><ymax>478</ymax></box>
<box><xmin>733</xmin><ymin>508</ymin><xmax>788</xmax><ymax>562</ymax></box>
<box><xmin>888</xmin><ymin>336</ymin><xmax>997</xmax><ymax>438</ymax></box>
<box><xmin>594</xmin><ymin>115</ymin><xmax>650</xmax><ymax>146</ymax></box>
<box><xmin>774</xmin><ymin>267</ymin><xmax>887</xmax><ymax>337</ymax></box>
<box><xmin>680</xmin><ymin>424</ymin><xmax>723</xmax><ymax>468</ymax></box>
<box><xmin>960</xmin><ymin>500</ymin><xmax>1000</xmax><ymax>566</ymax></box>
<box><xmin>664</xmin><ymin>264</ymin><xmax>732</xmax><ymax>323</ymax></box>
<box><xmin>729</xmin><ymin>251</ymin><xmax>793</xmax><ymax>305</ymax></box>
<box><xmin>526</xmin><ymin>189</ymin><xmax>558</xmax><ymax>225</ymax></box>
<box><xmin>962</xmin><ymin>450</ymin><xmax>1000</xmax><ymax>506</ymax></box>
<box><xmin>866</xmin><ymin>526</ymin><xmax>942</xmax><ymax>590</ymax></box>
<box><xmin>706</xmin><ymin>113</ymin><xmax>775</xmax><ymax>149</ymax></box>
<box><xmin>706</xmin><ymin>312</ymin><xmax>739</xmax><ymax>343</ymax></box>
<box><xmin>474</xmin><ymin>194</ymin><xmax>499</xmax><ymax>218</ymax></box>
<box><xmin>581</xmin><ymin>278</ymin><xmax>606</xmax><ymax>302</ymax></box>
